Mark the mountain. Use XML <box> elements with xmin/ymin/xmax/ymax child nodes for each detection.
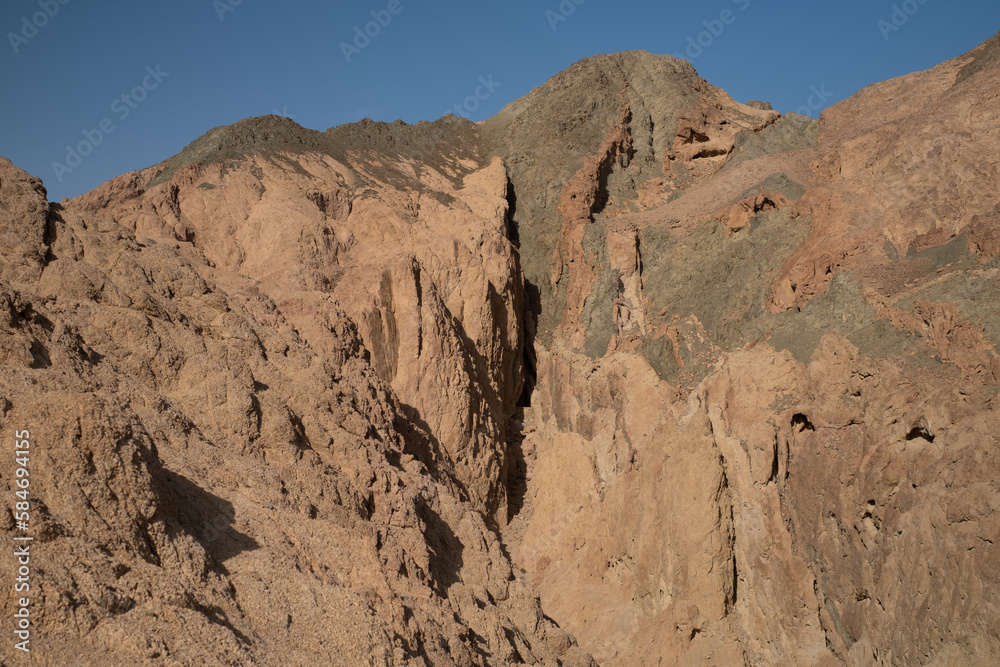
<box><xmin>1</xmin><ymin>32</ymin><xmax>999</xmax><ymax>665</ymax></box>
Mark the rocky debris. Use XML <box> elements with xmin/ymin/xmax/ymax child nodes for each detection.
<box><xmin>3</xmin><ymin>32</ymin><xmax>1000</xmax><ymax>666</ymax></box>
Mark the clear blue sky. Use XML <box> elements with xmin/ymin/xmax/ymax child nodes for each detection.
<box><xmin>2</xmin><ymin>0</ymin><xmax>997</xmax><ymax>201</ymax></box>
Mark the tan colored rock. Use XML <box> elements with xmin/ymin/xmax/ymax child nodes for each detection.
<box><xmin>502</xmin><ymin>32</ymin><xmax>1000</xmax><ymax>667</ymax></box>
<box><xmin>3</xmin><ymin>33</ymin><xmax>1000</xmax><ymax>667</ymax></box>
<box><xmin>0</xmin><ymin>145</ymin><xmax>588</xmax><ymax>665</ymax></box>
<box><xmin>0</xmin><ymin>157</ymin><xmax>49</xmax><ymax>287</ymax></box>
<box><xmin>69</xmin><ymin>148</ymin><xmax>524</xmax><ymax>525</ymax></box>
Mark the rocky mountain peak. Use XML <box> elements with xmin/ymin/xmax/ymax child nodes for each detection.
<box><xmin>2</xmin><ymin>34</ymin><xmax>1000</xmax><ymax>665</ymax></box>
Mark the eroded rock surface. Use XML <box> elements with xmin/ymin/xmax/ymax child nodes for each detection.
<box><xmin>0</xmin><ymin>144</ymin><xmax>589</xmax><ymax>665</ymax></box>
<box><xmin>496</xmin><ymin>38</ymin><xmax>1000</xmax><ymax>667</ymax></box>
<box><xmin>2</xmin><ymin>33</ymin><xmax>1000</xmax><ymax>666</ymax></box>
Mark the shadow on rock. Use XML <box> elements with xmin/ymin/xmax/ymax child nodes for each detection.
<box><xmin>158</xmin><ymin>468</ymin><xmax>260</xmax><ymax>567</ymax></box>
<box><xmin>417</xmin><ymin>497</ymin><xmax>464</xmax><ymax>595</ymax></box>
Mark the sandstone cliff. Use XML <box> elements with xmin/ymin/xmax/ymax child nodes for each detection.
<box><xmin>1</xmin><ymin>32</ymin><xmax>999</xmax><ymax>667</ymax></box>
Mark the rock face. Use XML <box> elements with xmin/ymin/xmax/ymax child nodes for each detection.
<box><xmin>2</xmin><ymin>33</ymin><xmax>1000</xmax><ymax>666</ymax></box>
<box><xmin>0</xmin><ymin>143</ymin><xmax>587</xmax><ymax>665</ymax></box>
<box><xmin>493</xmin><ymin>38</ymin><xmax>1000</xmax><ymax>667</ymax></box>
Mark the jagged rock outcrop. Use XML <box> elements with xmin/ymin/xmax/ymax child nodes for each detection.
<box><xmin>68</xmin><ymin>118</ymin><xmax>524</xmax><ymax>527</ymax></box>
<box><xmin>0</xmin><ymin>147</ymin><xmax>590</xmax><ymax>665</ymax></box>
<box><xmin>3</xmin><ymin>32</ymin><xmax>1000</xmax><ymax>667</ymax></box>
<box><xmin>494</xmin><ymin>36</ymin><xmax>1000</xmax><ymax>667</ymax></box>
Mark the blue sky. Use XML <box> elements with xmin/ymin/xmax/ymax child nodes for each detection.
<box><xmin>2</xmin><ymin>0</ymin><xmax>998</xmax><ymax>201</ymax></box>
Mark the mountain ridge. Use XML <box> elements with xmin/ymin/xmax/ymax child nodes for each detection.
<box><xmin>1</xmin><ymin>32</ymin><xmax>1000</xmax><ymax>665</ymax></box>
